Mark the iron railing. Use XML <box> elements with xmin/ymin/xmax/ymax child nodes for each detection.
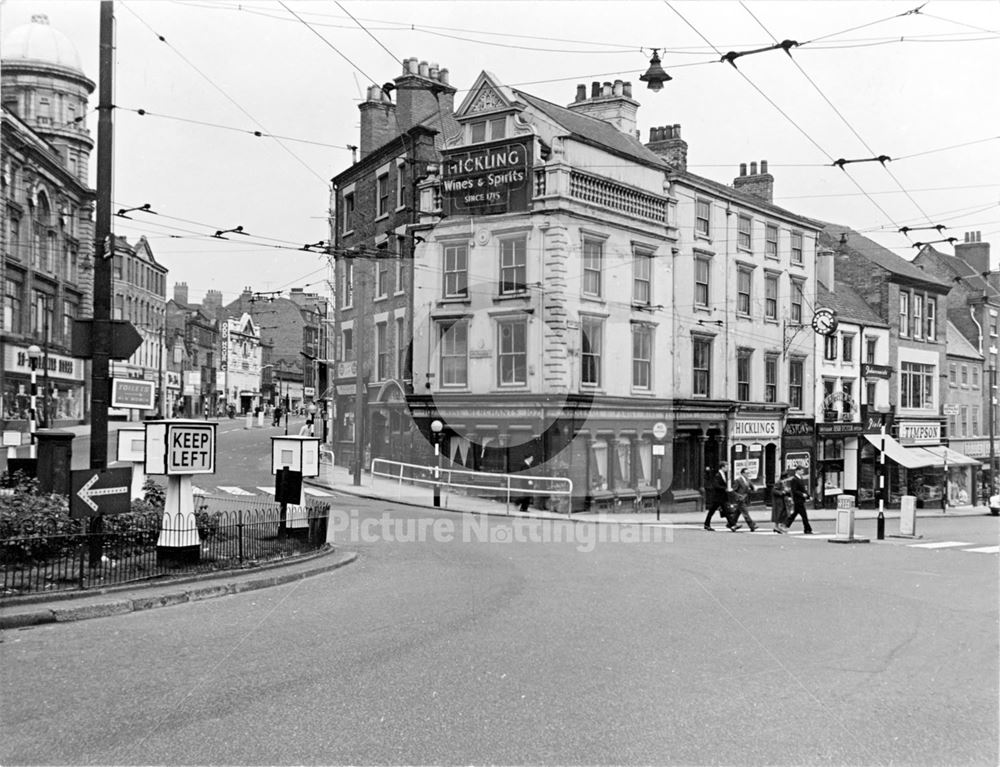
<box><xmin>0</xmin><ymin>495</ymin><xmax>330</xmax><ymax>599</ymax></box>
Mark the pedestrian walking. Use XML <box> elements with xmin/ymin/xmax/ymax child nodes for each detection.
<box><xmin>771</xmin><ymin>471</ymin><xmax>791</xmax><ymax>533</ymax></box>
<box><xmin>703</xmin><ymin>464</ymin><xmax>737</xmax><ymax>531</ymax></box>
<box><xmin>273</xmin><ymin>404</ymin><xmax>283</xmax><ymax>427</ymax></box>
<box><xmin>731</xmin><ymin>468</ymin><xmax>758</xmax><ymax>531</ymax></box>
<box><xmin>786</xmin><ymin>466</ymin><xmax>814</xmax><ymax>534</ymax></box>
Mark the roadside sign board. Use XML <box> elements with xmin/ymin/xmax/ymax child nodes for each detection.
<box><xmin>143</xmin><ymin>420</ymin><xmax>216</xmax><ymax>476</ymax></box>
<box><xmin>942</xmin><ymin>404</ymin><xmax>960</xmax><ymax>416</ymax></box>
<box><xmin>652</xmin><ymin>421</ymin><xmax>668</xmax><ymax>441</ymax></box>
<box><xmin>116</xmin><ymin>427</ymin><xmax>146</xmax><ymax>463</ymax></box>
<box><xmin>111</xmin><ymin>378</ymin><xmax>156</xmax><ymax>409</ymax></box>
<box><xmin>71</xmin><ymin>319</ymin><xmax>144</xmax><ymax>360</ymax></box>
<box><xmin>70</xmin><ymin>467</ymin><xmax>132</xmax><ymax>518</ymax></box>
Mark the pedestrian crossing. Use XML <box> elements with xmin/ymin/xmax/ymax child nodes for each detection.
<box><xmin>190</xmin><ymin>484</ymin><xmax>336</xmax><ymax>498</ymax></box>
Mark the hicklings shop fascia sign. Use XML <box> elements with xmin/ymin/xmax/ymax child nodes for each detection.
<box><xmin>442</xmin><ymin>138</ymin><xmax>532</xmax><ymax>217</ymax></box>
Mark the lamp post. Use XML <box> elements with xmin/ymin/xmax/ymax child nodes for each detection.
<box><xmin>307</xmin><ymin>403</ymin><xmax>317</xmax><ymax>437</ymax></box>
<box><xmin>26</xmin><ymin>345</ymin><xmax>41</xmax><ymax>458</ymax></box>
<box><xmin>430</xmin><ymin>418</ymin><xmax>443</xmax><ymax>508</ymax></box>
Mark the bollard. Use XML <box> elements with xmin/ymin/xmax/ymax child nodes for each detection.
<box><xmin>892</xmin><ymin>494</ymin><xmax>921</xmax><ymax>539</ymax></box>
<box><xmin>244</xmin><ymin>412</ymin><xmax>253</xmax><ymax>430</ymax></box>
<box><xmin>876</xmin><ymin>511</ymin><xmax>885</xmax><ymax>540</ymax></box>
<box><xmin>829</xmin><ymin>494</ymin><xmax>869</xmax><ymax>544</ymax></box>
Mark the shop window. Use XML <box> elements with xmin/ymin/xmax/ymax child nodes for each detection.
<box><xmin>615</xmin><ymin>440</ymin><xmax>631</xmax><ymax>491</ymax></box>
<box><xmin>636</xmin><ymin>440</ymin><xmax>652</xmax><ymax>487</ymax></box>
<box><xmin>590</xmin><ymin>439</ymin><xmax>610</xmax><ymax>492</ymax></box>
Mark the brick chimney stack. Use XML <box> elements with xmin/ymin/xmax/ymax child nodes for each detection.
<box><xmin>645</xmin><ymin>125</ymin><xmax>687</xmax><ymax>171</ymax></box>
<box><xmin>566</xmin><ymin>80</ymin><xmax>639</xmax><ymax>135</ymax></box>
<box><xmin>392</xmin><ymin>58</ymin><xmax>457</xmax><ymax>134</ymax></box>
<box><xmin>173</xmin><ymin>281</ymin><xmax>189</xmax><ymax>305</ymax></box>
<box><xmin>358</xmin><ymin>84</ymin><xmax>397</xmax><ymax>160</ymax></box>
<box><xmin>202</xmin><ymin>289</ymin><xmax>223</xmax><ymax>316</ymax></box>
<box><xmin>733</xmin><ymin>159</ymin><xmax>774</xmax><ymax>203</ymax></box>
<box><xmin>954</xmin><ymin>230</ymin><xmax>991</xmax><ymax>275</ymax></box>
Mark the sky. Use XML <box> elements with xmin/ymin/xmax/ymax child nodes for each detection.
<box><xmin>2</xmin><ymin>0</ymin><xmax>998</xmax><ymax>307</ymax></box>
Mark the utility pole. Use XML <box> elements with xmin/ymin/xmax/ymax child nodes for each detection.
<box><xmin>353</xmin><ymin>262</ymin><xmax>366</xmax><ymax>486</ymax></box>
<box><xmin>41</xmin><ymin>296</ymin><xmax>50</xmax><ymax>428</ymax></box>
<box><xmin>89</xmin><ymin>0</ymin><xmax>114</xmax><ymax>471</ymax></box>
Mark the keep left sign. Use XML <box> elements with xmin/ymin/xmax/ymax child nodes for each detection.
<box><xmin>144</xmin><ymin>420</ymin><xmax>217</xmax><ymax>476</ymax></box>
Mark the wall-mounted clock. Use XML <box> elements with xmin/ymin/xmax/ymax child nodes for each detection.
<box><xmin>811</xmin><ymin>308</ymin><xmax>839</xmax><ymax>336</ymax></box>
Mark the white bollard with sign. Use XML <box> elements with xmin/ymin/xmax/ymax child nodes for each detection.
<box><xmin>144</xmin><ymin>419</ymin><xmax>217</xmax><ymax>564</ymax></box>
<box><xmin>116</xmin><ymin>427</ymin><xmax>147</xmax><ymax>501</ymax></box>
<box><xmin>3</xmin><ymin>430</ymin><xmax>22</xmax><ymax>464</ymax></box>
<box><xmin>829</xmin><ymin>494</ymin><xmax>870</xmax><ymax>544</ymax></box>
<box><xmin>271</xmin><ymin>435</ymin><xmax>321</xmax><ymax>538</ymax></box>
<box><xmin>896</xmin><ymin>495</ymin><xmax>920</xmax><ymax>538</ymax></box>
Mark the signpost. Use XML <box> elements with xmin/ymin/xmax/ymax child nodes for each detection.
<box><xmin>271</xmin><ymin>435</ymin><xmax>320</xmax><ymax>537</ymax></box>
<box><xmin>70</xmin><ymin>467</ymin><xmax>132</xmax><ymax>518</ymax></box>
<box><xmin>652</xmin><ymin>421</ymin><xmax>667</xmax><ymax>520</ymax></box>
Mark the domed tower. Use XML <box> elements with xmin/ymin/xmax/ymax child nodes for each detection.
<box><xmin>2</xmin><ymin>14</ymin><xmax>96</xmax><ymax>185</ymax></box>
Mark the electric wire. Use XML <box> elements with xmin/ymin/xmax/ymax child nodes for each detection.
<box><xmin>119</xmin><ymin>1</ymin><xmax>328</xmax><ymax>185</ymax></box>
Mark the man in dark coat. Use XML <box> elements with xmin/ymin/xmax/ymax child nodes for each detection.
<box><xmin>786</xmin><ymin>466</ymin><xmax>814</xmax><ymax>534</ymax></box>
<box><xmin>731</xmin><ymin>468</ymin><xmax>758</xmax><ymax>532</ymax></box>
<box><xmin>703</xmin><ymin>464</ymin><xmax>737</xmax><ymax>531</ymax></box>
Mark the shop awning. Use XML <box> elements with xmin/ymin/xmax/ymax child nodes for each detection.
<box><xmin>863</xmin><ymin>434</ymin><xmax>940</xmax><ymax>469</ymax></box>
<box><xmin>921</xmin><ymin>445</ymin><xmax>981</xmax><ymax>467</ymax></box>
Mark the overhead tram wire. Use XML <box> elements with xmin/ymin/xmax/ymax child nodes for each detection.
<box><xmin>739</xmin><ymin>2</ymin><xmax>937</xmax><ymax>229</ymax></box>
<box><xmin>663</xmin><ymin>0</ymin><xmax>910</xmax><ymax>238</ymax></box>
<box><xmin>119</xmin><ymin>1</ymin><xmax>328</xmax><ymax>185</ymax></box>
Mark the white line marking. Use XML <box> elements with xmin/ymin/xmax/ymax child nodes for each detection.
<box><xmin>908</xmin><ymin>541</ymin><xmax>972</xmax><ymax>549</ymax></box>
<box><xmin>303</xmin><ymin>488</ymin><xmax>333</xmax><ymax>497</ymax></box>
<box><xmin>192</xmin><ymin>486</ymin><xmax>208</xmax><ymax>496</ymax></box>
<box><xmin>218</xmin><ymin>486</ymin><xmax>255</xmax><ymax>496</ymax></box>
<box><xmin>256</xmin><ymin>486</ymin><xmax>275</xmax><ymax>496</ymax></box>
<box><xmin>963</xmin><ymin>546</ymin><xmax>1000</xmax><ymax>554</ymax></box>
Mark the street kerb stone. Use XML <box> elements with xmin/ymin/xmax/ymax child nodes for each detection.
<box><xmin>52</xmin><ymin>599</ymin><xmax>133</xmax><ymax>622</ymax></box>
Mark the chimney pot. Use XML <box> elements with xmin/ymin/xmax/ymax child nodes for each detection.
<box><xmin>602</xmin><ymin>81</ymin><xmax>613</xmax><ymax>97</ymax></box>
<box><xmin>418</xmin><ymin>60</ymin><xmax>429</xmax><ymax>77</ymax></box>
<box><xmin>750</xmin><ymin>161</ymin><xmax>758</xmax><ymax>175</ymax></box>
<box><xmin>672</xmin><ymin>124</ymin><xmax>681</xmax><ymax>138</ymax></box>
<box><xmin>439</xmin><ymin>68</ymin><xmax>449</xmax><ymax>85</ymax></box>
<box><xmin>429</xmin><ymin>63</ymin><xmax>440</xmax><ymax>79</ymax></box>
<box><xmin>739</xmin><ymin>163</ymin><xmax>747</xmax><ymax>177</ymax></box>
<box><xmin>664</xmin><ymin>125</ymin><xmax>672</xmax><ymax>139</ymax></box>
<box><xmin>576</xmin><ymin>84</ymin><xmax>587</xmax><ymax>102</ymax></box>
<box><xmin>591</xmin><ymin>81</ymin><xmax>601</xmax><ymax>98</ymax></box>
<box><xmin>760</xmin><ymin>160</ymin><xmax>768</xmax><ymax>174</ymax></box>
<box><xmin>407</xmin><ymin>57</ymin><xmax>419</xmax><ymax>74</ymax></box>
<box><xmin>623</xmin><ymin>81</ymin><xmax>632</xmax><ymax>97</ymax></box>
<box><xmin>613</xmin><ymin>79</ymin><xmax>623</xmax><ymax>96</ymax></box>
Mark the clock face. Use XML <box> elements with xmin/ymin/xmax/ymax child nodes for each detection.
<box><xmin>811</xmin><ymin>309</ymin><xmax>838</xmax><ymax>336</ymax></box>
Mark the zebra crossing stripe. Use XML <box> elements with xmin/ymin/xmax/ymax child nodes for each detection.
<box><xmin>963</xmin><ymin>546</ymin><xmax>1000</xmax><ymax>554</ymax></box>
<box><xmin>303</xmin><ymin>487</ymin><xmax>333</xmax><ymax>497</ymax></box>
<box><xmin>217</xmin><ymin>486</ymin><xmax>255</xmax><ymax>496</ymax></box>
<box><xmin>907</xmin><ymin>541</ymin><xmax>972</xmax><ymax>549</ymax></box>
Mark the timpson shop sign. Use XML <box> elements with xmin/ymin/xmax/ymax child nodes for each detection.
<box><xmin>442</xmin><ymin>139</ymin><xmax>531</xmax><ymax>216</ymax></box>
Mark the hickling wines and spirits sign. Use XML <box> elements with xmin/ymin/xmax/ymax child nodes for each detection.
<box><xmin>442</xmin><ymin>138</ymin><xmax>531</xmax><ymax>217</ymax></box>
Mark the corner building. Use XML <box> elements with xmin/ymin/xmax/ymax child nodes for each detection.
<box><xmin>407</xmin><ymin>74</ymin><xmax>819</xmax><ymax>511</ymax></box>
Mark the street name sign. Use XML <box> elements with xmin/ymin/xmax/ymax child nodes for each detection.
<box><xmin>942</xmin><ymin>404</ymin><xmax>960</xmax><ymax>416</ymax></box>
<box><xmin>70</xmin><ymin>467</ymin><xmax>132</xmax><ymax>518</ymax></box>
<box><xmin>111</xmin><ymin>378</ymin><xmax>156</xmax><ymax>409</ymax></box>
<box><xmin>143</xmin><ymin>420</ymin><xmax>217</xmax><ymax>476</ymax></box>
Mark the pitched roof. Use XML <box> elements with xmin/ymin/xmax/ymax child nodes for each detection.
<box><xmin>512</xmin><ymin>89</ymin><xmax>667</xmax><ymax>169</ymax></box>
<box><xmin>816</xmin><ymin>281</ymin><xmax>887</xmax><ymax>326</ymax></box>
<box><xmin>919</xmin><ymin>244</ymin><xmax>1000</xmax><ymax>300</ymax></box>
<box><xmin>946</xmin><ymin>320</ymin><xmax>983</xmax><ymax>359</ymax></box>
<box><xmin>817</xmin><ymin>222</ymin><xmax>952</xmax><ymax>290</ymax></box>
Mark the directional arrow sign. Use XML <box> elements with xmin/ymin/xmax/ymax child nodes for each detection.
<box><xmin>70</xmin><ymin>467</ymin><xmax>133</xmax><ymax>518</ymax></box>
<box><xmin>71</xmin><ymin>319</ymin><xmax>144</xmax><ymax>360</ymax></box>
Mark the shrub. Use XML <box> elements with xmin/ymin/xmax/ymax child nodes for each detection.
<box><xmin>0</xmin><ymin>474</ymin><xmax>81</xmax><ymax>562</ymax></box>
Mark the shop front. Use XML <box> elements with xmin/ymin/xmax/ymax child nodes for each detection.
<box><xmin>814</xmin><ymin>420</ymin><xmax>863</xmax><ymax>508</ymax></box>
<box><xmin>671</xmin><ymin>401</ymin><xmax>730</xmax><ymax>510</ymax></box>
<box><xmin>2</xmin><ymin>346</ymin><xmax>86</xmax><ymax>429</ymax></box>
<box><xmin>782</xmin><ymin>417</ymin><xmax>815</xmax><ymax>499</ymax></box>
<box><xmin>729</xmin><ymin>414</ymin><xmax>782</xmax><ymax>503</ymax></box>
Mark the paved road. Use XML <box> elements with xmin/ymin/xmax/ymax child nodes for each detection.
<box><xmin>2</xmin><ymin>492</ymin><xmax>996</xmax><ymax>766</ymax></box>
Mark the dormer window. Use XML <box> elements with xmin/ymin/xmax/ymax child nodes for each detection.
<box><xmin>470</xmin><ymin>117</ymin><xmax>506</xmax><ymax>143</ymax></box>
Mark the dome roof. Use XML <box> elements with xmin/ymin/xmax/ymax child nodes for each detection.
<box><xmin>2</xmin><ymin>14</ymin><xmax>84</xmax><ymax>73</ymax></box>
